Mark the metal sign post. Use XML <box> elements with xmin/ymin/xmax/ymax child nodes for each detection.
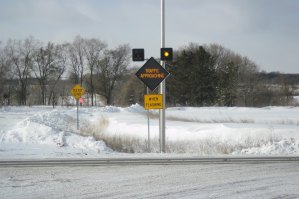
<box><xmin>70</xmin><ymin>84</ymin><xmax>85</xmax><ymax>130</ymax></box>
<box><xmin>144</xmin><ymin>93</ymin><xmax>164</xmax><ymax>152</ymax></box>
<box><xmin>147</xmin><ymin>87</ymin><xmax>150</xmax><ymax>152</ymax></box>
<box><xmin>160</xmin><ymin>0</ymin><xmax>166</xmax><ymax>153</ymax></box>
<box><xmin>77</xmin><ymin>99</ymin><xmax>79</xmax><ymax>129</ymax></box>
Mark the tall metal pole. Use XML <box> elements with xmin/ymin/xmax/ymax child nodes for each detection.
<box><xmin>159</xmin><ymin>0</ymin><xmax>166</xmax><ymax>153</ymax></box>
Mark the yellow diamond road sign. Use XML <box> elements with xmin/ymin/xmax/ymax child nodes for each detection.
<box><xmin>144</xmin><ymin>94</ymin><xmax>163</xmax><ymax>110</ymax></box>
<box><xmin>71</xmin><ymin>84</ymin><xmax>85</xmax><ymax>100</ymax></box>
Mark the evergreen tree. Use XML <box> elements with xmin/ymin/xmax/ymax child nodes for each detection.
<box><xmin>167</xmin><ymin>44</ymin><xmax>217</xmax><ymax>106</ymax></box>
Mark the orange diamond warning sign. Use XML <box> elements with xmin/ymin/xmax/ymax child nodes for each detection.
<box><xmin>136</xmin><ymin>57</ymin><xmax>170</xmax><ymax>91</ymax></box>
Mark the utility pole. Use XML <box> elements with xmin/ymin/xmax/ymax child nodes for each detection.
<box><xmin>159</xmin><ymin>0</ymin><xmax>166</xmax><ymax>153</ymax></box>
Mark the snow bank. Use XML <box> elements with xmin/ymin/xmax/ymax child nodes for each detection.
<box><xmin>236</xmin><ymin>138</ymin><xmax>299</xmax><ymax>155</ymax></box>
<box><xmin>124</xmin><ymin>103</ymin><xmax>147</xmax><ymax>113</ymax></box>
<box><xmin>98</xmin><ymin>106</ymin><xmax>121</xmax><ymax>112</ymax></box>
<box><xmin>0</xmin><ymin>108</ymin><xmax>111</xmax><ymax>156</ymax></box>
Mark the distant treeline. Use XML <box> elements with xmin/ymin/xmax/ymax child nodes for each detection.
<box><xmin>0</xmin><ymin>36</ymin><xmax>298</xmax><ymax>107</ymax></box>
<box><xmin>259</xmin><ymin>72</ymin><xmax>299</xmax><ymax>85</ymax></box>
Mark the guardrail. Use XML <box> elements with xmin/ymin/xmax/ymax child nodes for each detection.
<box><xmin>1</xmin><ymin>156</ymin><xmax>299</xmax><ymax>167</ymax></box>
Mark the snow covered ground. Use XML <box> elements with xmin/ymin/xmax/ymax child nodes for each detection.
<box><xmin>1</xmin><ymin>105</ymin><xmax>299</xmax><ymax>199</ymax></box>
<box><xmin>1</xmin><ymin>105</ymin><xmax>299</xmax><ymax>158</ymax></box>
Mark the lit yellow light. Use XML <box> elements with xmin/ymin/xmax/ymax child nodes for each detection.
<box><xmin>164</xmin><ymin>51</ymin><xmax>169</xmax><ymax>57</ymax></box>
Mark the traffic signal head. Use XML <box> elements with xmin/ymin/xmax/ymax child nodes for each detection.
<box><xmin>161</xmin><ymin>48</ymin><xmax>173</xmax><ymax>61</ymax></box>
<box><xmin>132</xmin><ymin>49</ymin><xmax>144</xmax><ymax>61</ymax></box>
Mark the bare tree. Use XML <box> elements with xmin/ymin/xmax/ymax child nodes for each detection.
<box><xmin>115</xmin><ymin>68</ymin><xmax>145</xmax><ymax>106</ymax></box>
<box><xmin>32</xmin><ymin>42</ymin><xmax>54</xmax><ymax>104</ymax></box>
<box><xmin>6</xmin><ymin>37</ymin><xmax>37</xmax><ymax>105</ymax></box>
<box><xmin>237</xmin><ymin>57</ymin><xmax>259</xmax><ymax>106</ymax></box>
<box><xmin>0</xmin><ymin>42</ymin><xmax>8</xmax><ymax>105</ymax></box>
<box><xmin>205</xmin><ymin>44</ymin><xmax>260</xmax><ymax>106</ymax></box>
<box><xmin>83</xmin><ymin>38</ymin><xmax>107</xmax><ymax>106</ymax></box>
<box><xmin>0</xmin><ymin>41</ymin><xmax>15</xmax><ymax>106</ymax></box>
<box><xmin>96</xmin><ymin>44</ymin><xmax>130</xmax><ymax>105</ymax></box>
<box><xmin>67</xmin><ymin>36</ymin><xmax>85</xmax><ymax>86</ymax></box>
<box><xmin>32</xmin><ymin>41</ymin><xmax>67</xmax><ymax>105</ymax></box>
<box><xmin>47</xmin><ymin>43</ymin><xmax>67</xmax><ymax>106</ymax></box>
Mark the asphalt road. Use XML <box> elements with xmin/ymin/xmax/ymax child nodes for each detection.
<box><xmin>1</xmin><ymin>157</ymin><xmax>299</xmax><ymax>199</ymax></box>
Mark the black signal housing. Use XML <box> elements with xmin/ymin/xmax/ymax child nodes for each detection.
<box><xmin>160</xmin><ymin>48</ymin><xmax>173</xmax><ymax>61</ymax></box>
<box><xmin>132</xmin><ymin>49</ymin><xmax>144</xmax><ymax>61</ymax></box>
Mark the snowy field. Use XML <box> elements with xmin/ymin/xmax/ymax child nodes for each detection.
<box><xmin>1</xmin><ymin>105</ymin><xmax>299</xmax><ymax>199</ymax></box>
<box><xmin>1</xmin><ymin>105</ymin><xmax>299</xmax><ymax>158</ymax></box>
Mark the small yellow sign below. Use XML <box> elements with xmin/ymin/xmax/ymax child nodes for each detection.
<box><xmin>71</xmin><ymin>84</ymin><xmax>85</xmax><ymax>100</ymax></box>
<box><xmin>144</xmin><ymin>94</ymin><xmax>163</xmax><ymax>110</ymax></box>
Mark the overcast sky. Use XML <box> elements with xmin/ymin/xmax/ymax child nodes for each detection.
<box><xmin>0</xmin><ymin>0</ymin><xmax>298</xmax><ymax>73</ymax></box>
